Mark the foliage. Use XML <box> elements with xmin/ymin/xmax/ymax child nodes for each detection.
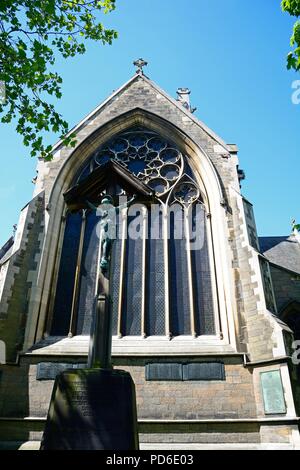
<box><xmin>282</xmin><ymin>0</ymin><xmax>300</xmax><ymax>71</ymax></box>
<box><xmin>0</xmin><ymin>1</ymin><xmax>117</xmax><ymax>159</ymax></box>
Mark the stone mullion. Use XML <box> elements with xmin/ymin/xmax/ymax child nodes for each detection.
<box><xmin>117</xmin><ymin>208</ymin><xmax>128</xmax><ymax>338</ymax></box>
<box><xmin>141</xmin><ymin>206</ymin><xmax>148</xmax><ymax>338</ymax></box>
<box><xmin>163</xmin><ymin>205</ymin><xmax>171</xmax><ymax>339</ymax></box>
<box><xmin>206</xmin><ymin>211</ymin><xmax>223</xmax><ymax>339</ymax></box>
<box><xmin>184</xmin><ymin>205</ymin><xmax>197</xmax><ymax>337</ymax></box>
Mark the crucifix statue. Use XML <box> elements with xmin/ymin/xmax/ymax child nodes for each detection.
<box><xmin>86</xmin><ymin>192</ymin><xmax>137</xmax><ymax>369</ymax></box>
<box><xmin>42</xmin><ymin>164</ymin><xmax>152</xmax><ymax>450</ymax></box>
<box><xmin>63</xmin><ymin>160</ymin><xmax>152</xmax><ymax>370</ymax></box>
<box><xmin>86</xmin><ymin>194</ymin><xmax>136</xmax><ymax>273</ymax></box>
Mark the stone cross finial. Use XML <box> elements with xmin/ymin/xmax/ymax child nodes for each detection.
<box><xmin>133</xmin><ymin>58</ymin><xmax>148</xmax><ymax>74</ymax></box>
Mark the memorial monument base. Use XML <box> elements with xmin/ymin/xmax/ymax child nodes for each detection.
<box><xmin>40</xmin><ymin>368</ymin><xmax>139</xmax><ymax>450</ymax></box>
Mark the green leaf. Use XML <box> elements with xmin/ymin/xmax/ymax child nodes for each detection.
<box><xmin>0</xmin><ymin>0</ymin><xmax>117</xmax><ymax>159</ymax></box>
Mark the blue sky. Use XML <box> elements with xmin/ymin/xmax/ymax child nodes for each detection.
<box><xmin>0</xmin><ymin>0</ymin><xmax>299</xmax><ymax>247</ymax></box>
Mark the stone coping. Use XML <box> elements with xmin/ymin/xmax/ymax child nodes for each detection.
<box><xmin>24</xmin><ymin>335</ymin><xmax>237</xmax><ymax>357</ymax></box>
<box><xmin>0</xmin><ymin>441</ymin><xmax>297</xmax><ymax>450</ymax></box>
<box><xmin>0</xmin><ymin>417</ymin><xmax>299</xmax><ymax>424</ymax></box>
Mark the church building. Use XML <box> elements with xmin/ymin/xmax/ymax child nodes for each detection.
<box><xmin>0</xmin><ymin>63</ymin><xmax>300</xmax><ymax>449</ymax></box>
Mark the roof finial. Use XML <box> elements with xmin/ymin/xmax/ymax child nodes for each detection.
<box><xmin>292</xmin><ymin>219</ymin><xmax>300</xmax><ymax>243</ymax></box>
<box><xmin>133</xmin><ymin>58</ymin><xmax>148</xmax><ymax>75</ymax></box>
<box><xmin>176</xmin><ymin>88</ymin><xmax>197</xmax><ymax>113</ymax></box>
<box><xmin>13</xmin><ymin>224</ymin><xmax>17</xmax><ymax>238</ymax></box>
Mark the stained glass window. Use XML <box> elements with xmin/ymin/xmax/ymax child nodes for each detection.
<box><xmin>51</xmin><ymin>129</ymin><xmax>217</xmax><ymax>339</ymax></box>
<box><xmin>78</xmin><ymin>130</ymin><xmax>184</xmax><ymax>197</ymax></box>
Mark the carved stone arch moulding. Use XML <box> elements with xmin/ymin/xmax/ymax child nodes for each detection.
<box><xmin>48</xmin><ymin>108</ymin><xmax>224</xmax><ymax>212</ymax></box>
<box><xmin>167</xmin><ymin>173</ymin><xmax>204</xmax><ymax>208</ymax></box>
<box><xmin>33</xmin><ymin>108</ymin><xmax>236</xmax><ymax>351</ymax></box>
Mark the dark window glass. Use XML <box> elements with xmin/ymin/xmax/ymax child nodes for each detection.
<box><xmin>51</xmin><ymin>212</ymin><xmax>82</xmax><ymax>335</ymax></box>
<box><xmin>146</xmin><ymin>211</ymin><xmax>165</xmax><ymax>336</ymax></box>
<box><xmin>122</xmin><ymin>214</ymin><xmax>143</xmax><ymax>335</ymax></box>
<box><xmin>190</xmin><ymin>205</ymin><xmax>215</xmax><ymax>335</ymax></box>
<box><xmin>169</xmin><ymin>208</ymin><xmax>191</xmax><ymax>335</ymax></box>
<box><xmin>76</xmin><ymin>211</ymin><xmax>99</xmax><ymax>335</ymax></box>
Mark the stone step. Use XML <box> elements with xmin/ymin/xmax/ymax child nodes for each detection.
<box><xmin>0</xmin><ymin>441</ymin><xmax>297</xmax><ymax>450</ymax></box>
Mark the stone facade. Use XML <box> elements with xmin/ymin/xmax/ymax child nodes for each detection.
<box><xmin>0</xmin><ymin>72</ymin><xmax>299</xmax><ymax>449</ymax></box>
<box><xmin>0</xmin><ymin>194</ymin><xmax>45</xmax><ymax>362</ymax></box>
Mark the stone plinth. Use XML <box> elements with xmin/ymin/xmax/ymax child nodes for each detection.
<box><xmin>40</xmin><ymin>368</ymin><xmax>139</xmax><ymax>450</ymax></box>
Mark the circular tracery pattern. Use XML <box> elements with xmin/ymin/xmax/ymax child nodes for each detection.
<box><xmin>90</xmin><ymin>131</ymin><xmax>184</xmax><ymax>196</ymax></box>
<box><xmin>160</xmin><ymin>164</ymin><xmax>180</xmax><ymax>181</ymax></box>
<box><xmin>174</xmin><ymin>182</ymin><xmax>200</xmax><ymax>205</ymax></box>
<box><xmin>160</xmin><ymin>148</ymin><xmax>180</xmax><ymax>163</ymax></box>
<box><xmin>148</xmin><ymin>178</ymin><xmax>168</xmax><ymax>194</ymax></box>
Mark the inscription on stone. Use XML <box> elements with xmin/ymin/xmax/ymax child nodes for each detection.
<box><xmin>146</xmin><ymin>362</ymin><xmax>225</xmax><ymax>381</ymax></box>
<box><xmin>41</xmin><ymin>368</ymin><xmax>139</xmax><ymax>450</ymax></box>
<box><xmin>260</xmin><ymin>370</ymin><xmax>286</xmax><ymax>415</ymax></box>
<box><xmin>146</xmin><ymin>363</ymin><xmax>182</xmax><ymax>381</ymax></box>
<box><xmin>183</xmin><ymin>362</ymin><xmax>225</xmax><ymax>381</ymax></box>
<box><xmin>36</xmin><ymin>362</ymin><xmax>86</xmax><ymax>380</ymax></box>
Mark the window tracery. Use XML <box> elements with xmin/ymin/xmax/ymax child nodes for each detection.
<box><xmin>50</xmin><ymin>129</ymin><xmax>217</xmax><ymax>339</ymax></box>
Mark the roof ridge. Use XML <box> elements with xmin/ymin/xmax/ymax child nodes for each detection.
<box><xmin>259</xmin><ymin>235</ymin><xmax>289</xmax><ymax>238</ymax></box>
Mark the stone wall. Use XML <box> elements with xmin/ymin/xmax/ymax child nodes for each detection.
<box><xmin>0</xmin><ymin>262</ymin><xmax>9</xmax><ymax>303</ymax></box>
<box><xmin>1</xmin><ymin>355</ymin><xmax>299</xmax><ymax>447</ymax></box>
<box><xmin>243</xmin><ymin>198</ymin><xmax>260</xmax><ymax>251</ymax></box>
<box><xmin>0</xmin><ymin>194</ymin><xmax>45</xmax><ymax>362</ymax></box>
<box><xmin>228</xmin><ymin>191</ymin><xmax>281</xmax><ymax>361</ymax></box>
<box><xmin>0</xmin><ymin>356</ymin><xmax>256</xmax><ymax>420</ymax></box>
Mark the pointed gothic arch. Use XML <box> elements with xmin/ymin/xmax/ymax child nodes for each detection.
<box><xmin>30</xmin><ymin>109</ymin><xmax>236</xmax><ymax>351</ymax></box>
<box><xmin>48</xmin><ymin>108</ymin><xmax>225</xmax><ymax>212</ymax></box>
<box><xmin>48</xmin><ymin>128</ymin><xmax>218</xmax><ymax>339</ymax></box>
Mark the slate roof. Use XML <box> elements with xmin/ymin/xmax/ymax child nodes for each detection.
<box><xmin>259</xmin><ymin>234</ymin><xmax>300</xmax><ymax>275</ymax></box>
<box><xmin>0</xmin><ymin>237</ymin><xmax>14</xmax><ymax>265</ymax></box>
